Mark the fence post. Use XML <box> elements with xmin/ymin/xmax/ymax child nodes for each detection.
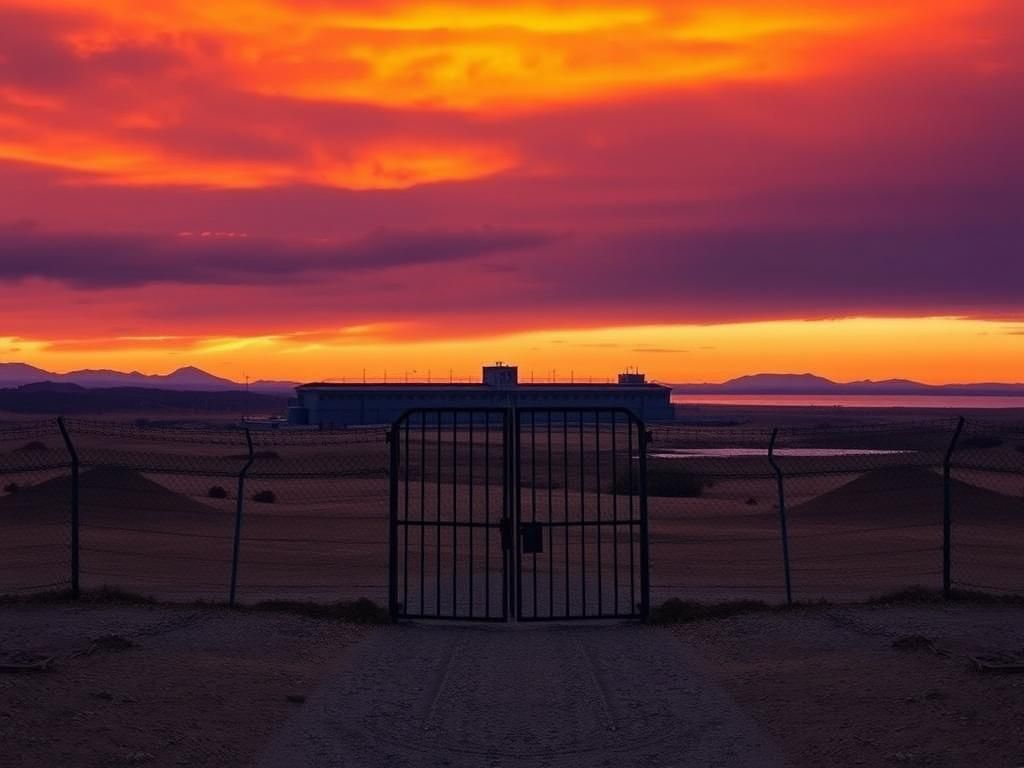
<box><xmin>638</xmin><ymin>426</ymin><xmax>651</xmax><ymax>620</ymax></box>
<box><xmin>229</xmin><ymin>429</ymin><xmax>254</xmax><ymax>607</ymax></box>
<box><xmin>56</xmin><ymin>417</ymin><xmax>80</xmax><ymax>599</ymax></box>
<box><xmin>943</xmin><ymin>417</ymin><xmax>966</xmax><ymax>600</ymax></box>
<box><xmin>387</xmin><ymin>425</ymin><xmax>399</xmax><ymax>619</ymax></box>
<box><xmin>768</xmin><ymin>428</ymin><xmax>792</xmax><ymax>606</ymax></box>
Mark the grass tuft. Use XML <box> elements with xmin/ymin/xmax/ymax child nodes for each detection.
<box><xmin>867</xmin><ymin>586</ymin><xmax>945</xmax><ymax>605</ymax></box>
<box><xmin>648</xmin><ymin>598</ymin><xmax>769</xmax><ymax>624</ymax></box>
<box><xmin>249</xmin><ymin>597</ymin><xmax>392</xmax><ymax>624</ymax></box>
<box><xmin>867</xmin><ymin>586</ymin><xmax>1024</xmax><ymax>607</ymax></box>
<box><xmin>960</xmin><ymin>435</ymin><xmax>1004</xmax><ymax>450</ymax></box>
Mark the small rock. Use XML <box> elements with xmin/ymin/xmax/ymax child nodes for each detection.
<box><xmin>286</xmin><ymin>694</ymin><xmax>306</xmax><ymax>704</ymax></box>
<box><xmin>90</xmin><ymin>691</ymin><xmax>114</xmax><ymax>701</ymax></box>
<box><xmin>892</xmin><ymin>635</ymin><xmax>934</xmax><ymax>652</ymax></box>
<box><xmin>89</xmin><ymin>635</ymin><xmax>138</xmax><ymax>653</ymax></box>
<box><xmin>886</xmin><ymin>751</ymin><xmax>918</xmax><ymax>763</ymax></box>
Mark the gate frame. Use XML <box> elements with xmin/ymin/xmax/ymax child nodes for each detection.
<box><xmin>388</xmin><ymin>408</ymin><xmax>511</xmax><ymax>622</ymax></box>
<box><xmin>513</xmin><ymin>407</ymin><xmax>650</xmax><ymax>623</ymax></box>
<box><xmin>388</xmin><ymin>406</ymin><xmax>650</xmax><ymax>622</ymax></box>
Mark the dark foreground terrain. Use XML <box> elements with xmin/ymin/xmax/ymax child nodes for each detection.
<box><xmin>2</xmin><ymin>600</ymin><xmax>1022</xmax><ymax>767</ymax></box>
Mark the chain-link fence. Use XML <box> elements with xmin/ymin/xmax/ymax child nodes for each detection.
<box><xmin>0</xmin><ymin>419</ymin><xmax>73</xmax><ymax>595</ymax></box>
<box><xmin>1</xmin><ymin>416</ymin><xmax>1021</xmax><ymax>607</ymax></box>
<box><xmin>949</xmin><ymin>418</ymin><xmax>1024</xmax><ymax>596</ymax></box>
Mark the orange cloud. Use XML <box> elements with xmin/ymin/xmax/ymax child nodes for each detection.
<box><xmin>0</xmin><ymin>0</ymin><xmax>1002</xmax><ymax>189</ymax></box>
<box><xmin>0</xmin><ymin>131</ymin><xmax>514</xmax><ymax>190</ymax></box>
<box><xmin>13</xmin><ymin>0</ymin><xmax>979</xmax><ymax>111</ymax></box>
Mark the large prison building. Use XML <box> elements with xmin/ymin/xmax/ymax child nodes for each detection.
<box><xmin>287</xmin><ymin>365</ymin><xmax>674</xmax><ymax>427</ymax></box>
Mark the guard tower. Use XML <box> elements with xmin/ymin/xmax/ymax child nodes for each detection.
<box><xmin>618</xmin><ymin>370</ymin><xmax>648</xmax><ymax>385</ymax></box>
<box><xmin>483</xmin><ymin>363</ymin><xmax>518</xmax><ymax>388</ymax></box>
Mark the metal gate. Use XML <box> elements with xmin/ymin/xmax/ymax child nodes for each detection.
<box><xmin>388</xmin><ymin>407</ymin><xmax>648</xmax><ymax>621</ymax></box>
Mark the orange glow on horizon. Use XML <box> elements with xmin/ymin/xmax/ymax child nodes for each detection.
<box><xmin>5</xmin><ymin>318</ymin><xmax>1024</xmax><ymax>386</ymax></box>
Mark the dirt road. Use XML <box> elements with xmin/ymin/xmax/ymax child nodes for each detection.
<box><xmin>257</xmin><ymin>622</ymin><xmax>782</xmax><ymax>767</ymax></box>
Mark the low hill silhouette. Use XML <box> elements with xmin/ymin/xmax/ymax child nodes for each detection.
<box><xmin>0</xmin><ymin>467</ymin><xmax>224</xmax><ymax>527</ymax></box>
<box><xmin>0</xmin><ymin>386</ymin><xmax>287</xmax><ymax>415</ymax></box>
<box><xmin>788</xmin><ymin>466</ymin><xmax>1022</xmax><ymax>525</ymax></box>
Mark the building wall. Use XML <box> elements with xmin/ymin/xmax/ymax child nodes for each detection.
<box><xmin>289</xmin><ymin>386</ymin><xmax>674</xmax><ymax>427</ymax></box>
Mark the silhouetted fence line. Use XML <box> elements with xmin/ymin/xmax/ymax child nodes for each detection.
<box><xmin>0</xmin><ymin>416</ymin><xmax>1022</xmax><ymax>608</ymax></box>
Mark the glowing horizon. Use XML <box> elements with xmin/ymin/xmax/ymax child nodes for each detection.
<box><xmin>4</xmin><ymin>317</ymin><xmax>1023</xmax><ymax>386</ymax></box>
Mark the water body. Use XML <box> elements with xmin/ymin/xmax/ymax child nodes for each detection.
<box><xmin>651</xmin><ymin>448</ymin><xmax>909</xmax><ymax>460</ymax></box>
<box><xmin>671</xmin><ymin>394</ymin><xmax>1024</xmax><ymax>409</ymax></box>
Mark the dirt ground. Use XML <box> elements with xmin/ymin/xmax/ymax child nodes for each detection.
<box><xmin>0</xmin><ymin>602</ymin><xmax>371</xmax><ymax>768</ymax></box>
<box><xmin>2</xmin><ymin>601</ymin><xmax>1023</xmax><ymax>767</ymax></box>
<box><xmin>2</xmin><ymin>411</ymin><xmax>1022</xmax><ymax>607</ymax></box>
<box><xmin>676</xmin><ymin>602</ymin><xmax>1024</xmax><ymax>767</ymax></box>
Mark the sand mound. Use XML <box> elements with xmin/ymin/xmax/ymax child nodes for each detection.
<box><xmin>0</xmin><ymin>467</ymin><xmax>221</xmax><ymax>528</ymax></box>
<box><xmin>789</xmin><ymin>466</ymin><xmax>1022</xmax><ymax>526</ymax></box>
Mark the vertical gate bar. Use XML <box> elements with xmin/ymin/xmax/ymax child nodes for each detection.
<box><xmin>468</xmin><ymin>412</ymin><xmax>475</xmax><ymax>619</ymax></box>
<box><xmin>436</xmin><ymin>412</ymin><xmax>442</xmax><ymax>616</ymax></box>
<box><xmin>403</xmin><ymin>417</ymin><xmax>410</xmax><ymax>614</ymax></box>
<box><xmin>387</xmin><ymin>423</ymin><xmax>399</xmax><ymax>617</ymax></box>
<box><xmin>595</xmin><ymin>410</ymin><xmax>603</xmax><ymax>616</ymax></box>
<box><xmin>579</xmin><ymin>410</ymin><xmax>586</xmax><ymax>617</ymax></box>
<box><xmin>454</xmin><ymin>411</ymin><xmax>460</xmax><ymax>616</ymax></box>
<box><xmin>563</xmin><ymin>410</ymin><xmax>570</xmax><ymax>618</ymax></box>
<box><xmin>515</xmin><ymin>409</ymin><xmax>523</xmax><ymax>619</ymax></box>
<box><xmin>420</xmin><ymin>413</ymin><xmax>426</xmax><ymax>616</ymax></box>
<box><xmin>485</xmin><ymin>412</ymin><xmax>491</xmax><ymax>618</ymax></box>
<box><xmin>638</xmin><ymin>421</ymin><xmax>651</xmax><ymax>619</ymax></box>
<box><xmin>531</xmin><ymin>410</ymin><xmax>538</xmax><ymax>619</ymax></box>
<box><xmin>628</xmin><ymin>418</ymin><xmax>636</xmax><ymax>612</ymax></box>
<box><xmin>611</xmin><ymin>412</ymin><xmax>619</xmax><ymax>616</ymax></box>
<box><xmin>503</xmin><ymin>408</ymin><xmax>511</xmax><ymax>621</ymax></box>
<box><xmin>547</xmin><ymin>412</ymin><xmax>554</xmax><ymax>619</ymax></box>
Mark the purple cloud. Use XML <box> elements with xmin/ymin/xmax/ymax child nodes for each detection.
<box><xmin>0</xmin><ymin>223</ymin><xmax>556</xmax><ymax>287</ymax></box>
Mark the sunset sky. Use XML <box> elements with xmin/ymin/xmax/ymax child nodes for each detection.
<box><xmin>1</xmin><ymin>0</ymin><xmax>1022</xmax><ymax>384</ymax></box>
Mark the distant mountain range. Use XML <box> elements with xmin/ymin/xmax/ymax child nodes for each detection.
<box><xmin>3</xmin><ymin>364</ymin><xmax>1023</xmax><ymax>399</ymax></box>
<box><xmin>671</xmin><ymin>373</ymin><xmax>1024</xmax><ymax>397</ymax></box>
<box><xmin>0</xmin><ymin>384</ymin><xmax>288</xmax><ymax>416</ymax></box>
<box><xmin>0</xmin><ymin>363</ymin><xmax>299</xmax><ymax>393</ymax></box>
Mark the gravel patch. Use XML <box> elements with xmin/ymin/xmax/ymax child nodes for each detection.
<box><xmin>675</xmin><ymin>603</ymin><xmax>1024</xmax><ymax>766</ymax></box>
